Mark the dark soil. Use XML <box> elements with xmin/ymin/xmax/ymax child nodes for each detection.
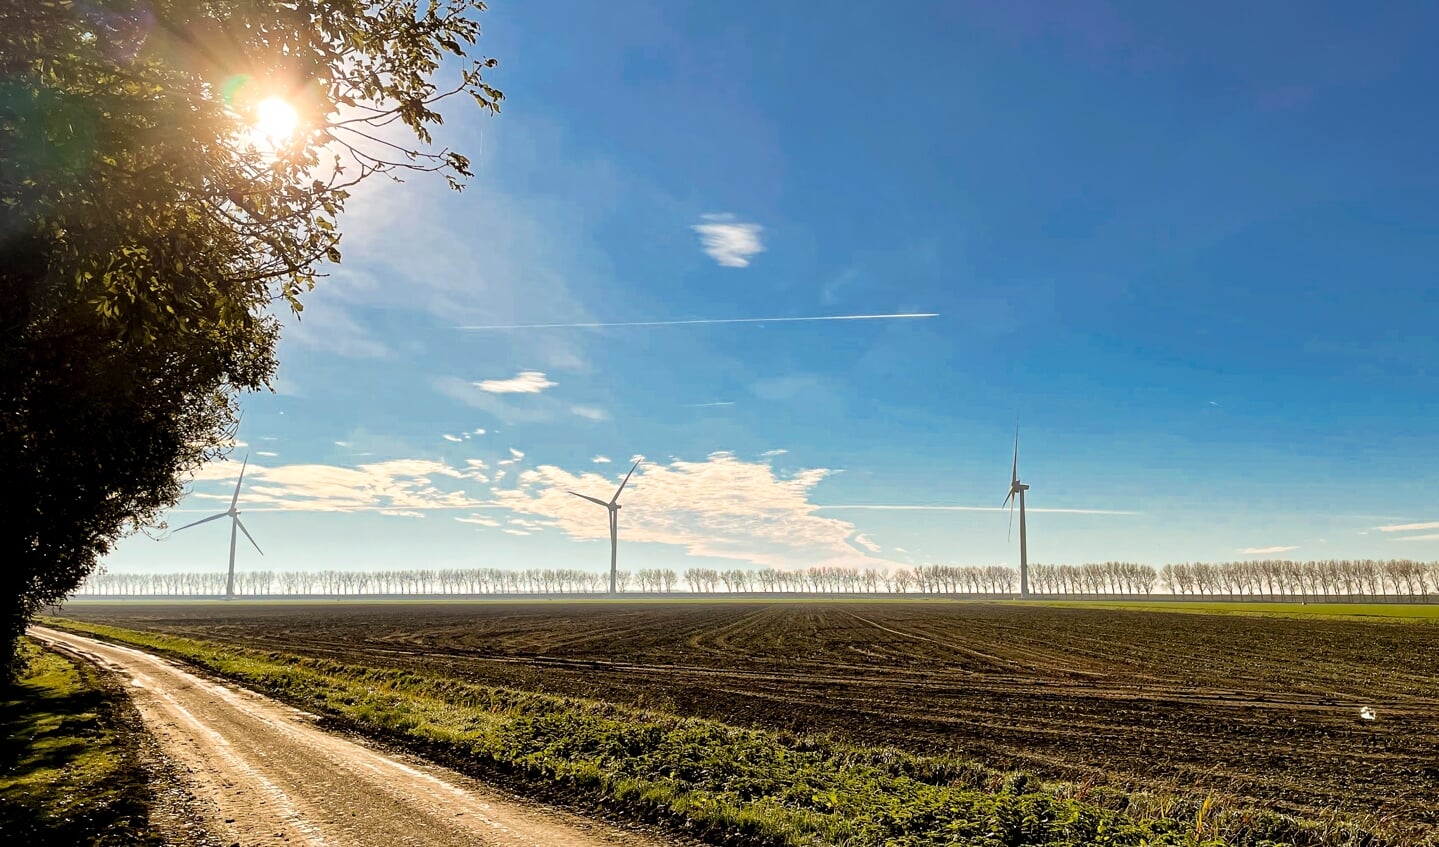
<box><xmin>57</xmin><ymin>600</ymin><xmax>1439</xmax><ymax>828</ymax></box>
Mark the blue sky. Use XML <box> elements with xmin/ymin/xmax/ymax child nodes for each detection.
<box><xmin>106</xmin><ymin>0</ymin><xmax>1439</xmax><ymax>577</ymax></box>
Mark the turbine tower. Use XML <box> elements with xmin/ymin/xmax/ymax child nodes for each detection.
<box><xmin>568</xmin><ymin>460</ymin><xmax>640</xmax><ymax>594</ymax></box>
<box><xmin>174</xmin><ymin>454</ymin><xmax>263</xmax><ymax>599</ymax></box>
<box><xmin>1002</xmin><ymin>428</ymin><xmax>1031</xmax><ymax>598</ymax></box>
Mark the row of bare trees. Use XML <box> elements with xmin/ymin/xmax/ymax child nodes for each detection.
<box><xmin>73</xmin><ymin>559</ymin><xmax>1438</xmax><ymax>598</ymax></box>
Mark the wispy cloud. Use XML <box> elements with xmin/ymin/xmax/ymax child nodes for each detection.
<box><xmin>592</xmin><ymin>455</ymin><xmax>612</xmax><ymax>464</ymax></box>
<box><xmin>286</xmin><ymin>298</ymin><xmax>390</xmax><ymax>359</ymax></box>
<box><xmin>490</xmin><ymin>452</ymin><xmax>894</xmax><ymax>570</ymax></box>
<box><xmin>1375</xmin><ymin>520</ymin><xmax>1439</xmax><ymax>533</ymax></box>
<box><xmin>815</xmin><ymin>504</ymin><xmax>1140</xmax><ymax>515</ymax></box>
<box><xmin>853</xmin><ymin>533</ymin><xmax>881</xmax><ymax>553</ymax></box>
<box><xmin>686</xmin><ymin>401</ymin><xmax>735</xmax><ymax>408</ymax></box>
<box><xmin>256</xmin><ymin>451</ymin><xmax>279</xmax><ymax>458</ymax></box>
<box><xmin>571</xmin><ymin>405</ymin><xmax>609</xmax><ymax>421</ymax></box>
<box><xmin>761</xmin><ymin>449</ymin><xmax>788</xmax><ymax>457</ymax></box>
<box><xmin>460</xmin><ymin>313</ymin><xmax>938</xmax><ymax>331</ymax></box>
<box><xmin>474</xmin><ymin>370</ymin><xmax>557</xmax><ymax>394</ymax></box>
<box><xmin>692</xmin><ymin>213</ymin><xmax>764</xmax><ymax>267</ymax></box>
<box><xmin>442</xmin><ymin>434</ymin><xmax>463</xmax><ymax>443</ymax></box>
<box><xmin>1238</xmin><ymin>545</ymin><xmax>1299</xmax><ymax>555</ymax></box>
<box><xmin>186</xmin><ymin>458</ymin><xmax>490</xmax><ymax>515</ymax></box>
<box><xmin>456</xmin><ymin>514</ymin><xmax>501</xmax><ymax>527</ymax></box>
<box><xmin>1393</xmin><ymin>533</ymin><xmax>1439</xmax><ymax>542</ymax></box>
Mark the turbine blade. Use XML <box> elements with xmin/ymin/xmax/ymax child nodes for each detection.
<box><xmin>235</xmin><ymin>517</ymin><xmax>263</xmax><ymax>555</ymax></box>
<box><xmin>1002</xmin><ymin>490</ymin><xmax>1013</xmax><ymax>509</ymax></box>
<box><xmin>231</xmin><ymin>454</ymin><xmax>249</xmax><ymax>510</ymax></box>
<box><xmin>611</xmin><ymin>460</ymin><xmax>640</xmax><ymax>504</ymax></box>
<box><xmin>1011</xmin><ymin>426</ymin><xmax>1019</xmax><ymax>486</ymax></box>
<box><xmin>568</xmin><ymin>491</ymin><xmax>610</xmax><ymax>508</ymax></box>
<box><xmin>174</xmin><ymin>512</ymin><xmax>227</xmax><ymax>532</ymax></box>
<box><xmin>1008</xmin><ymin>499</ymin><xmax>1015</xmax><ymax>543</ymax></box>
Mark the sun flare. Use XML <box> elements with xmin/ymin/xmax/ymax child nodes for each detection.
<box><xmin>253</xmin><ymin>97</ymin><xmax>298</xmax><ymax>142</ymax></box>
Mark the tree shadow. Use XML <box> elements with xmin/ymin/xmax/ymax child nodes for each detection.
<box><xmin>0</xmin><ymin>661</ymin><xmax>159</xmax><ymax>845</ymax></box>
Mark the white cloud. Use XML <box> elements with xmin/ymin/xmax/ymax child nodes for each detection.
<box><xmin>475</xmin><ymin>370</ymin><xmax>556</xmax><ymax>394</ymax></box>
<box><xmin>456</xmin><ymin>514</ymin><xmax>501</xmax><ymax>527</ymax></box>
<box><xmin>592</xmin><ymin>455</ymin><xmax>612</xmax><ymax>464</ymax></box>
<box><xmin>686</xmin><ymin>401</ymin><xmax>735</xmax><ymax>408</ymax></box>
<box><xmin>186</xmin><ymin>458</ymin><xmax>490</xmax><ymax>515</ymax></box>
<box><xmin>1375</xmin><ymin>521</ymin><xmax>1439</xmax><ymax>533</ymax></box>
<box><xmin>853</xmin><ymin>533</ymin><xmax>881</xmax><ymax>553</ymax></box>
<box><xmin>630</xmin><ymin>454</ymin><xmax>646</xmax><ymax>464</ymax></box>
<box><xmin>503</xmin><ymin>528</ymin><xmax>530</xmax><ymax>536</ymax></box>
<box><xmin>334</xmin><ymin>441</ymin><xmax>352</xmax><ymax>448</ymax></box>
<box><xmin>497</xmin><ymin>448</ymin><xmax>526</xmax><ymax>467</ymax></box>
<box><xmin>1394</xmin><ymin>533</ymin><xmax>1439</xmax><ymax>542</ymax></box>
<box><xmin>571</xmin><ymin>405</ymin><xmax>610</xmax><ymax>421</ymax></box>
<box><xmin>761</xmin><ymin>449</ymin><xmax>788</xmax><ymax>457</ymax></box>
<box><xmin>490</xmin><ymin>452</ymin><xmax>895</xmax><ymax>570</ymax></box>
<box><xmin>256</xmin><ymin>451</ymin><xmax>279</xmax><ymax>458</ymax></box>
<box><xmin>1238</xmin><ymin>545</ymin><xmax>1299</xmax><ymax>555</ymax></box>
<box><xmin>691</xmin><ymin>213</ymin><xmax>764</xmax><ymax>268</ymax></box>
<box><xmin>473</xmin><ymin>428</ymin><xmax>487</xmax><ymax>436</ymax></box>
<box><xmin>435</xmin><ymin>376</ymin><xmax>565</xmax><ymax>425</ymax></box>
<box><xmin>442</xmin><ymin>434</ymin><xmax>463</xmax><ymax>443</ymax></box>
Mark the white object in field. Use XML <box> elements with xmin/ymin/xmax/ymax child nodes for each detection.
<box><xmin>1359</xmin><ymin>706</ymin><xmax>1376</xmax><ymax>721</ymax></box>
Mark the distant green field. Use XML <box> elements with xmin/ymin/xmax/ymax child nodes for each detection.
<box><xmin>1022</xmin><ymin>600</ymin><xmax>1439</xmax><ymax>622</ymax></box>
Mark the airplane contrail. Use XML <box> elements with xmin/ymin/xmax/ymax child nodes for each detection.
<box><xmin>816</xmin><ymin>505</ymin><xmax>1141</xmax><ymax>515</ymax></box>
<box><xmin>458</xmin><ymin>313</ymin><xmax>939</xmax><ymax>330</ymax></box>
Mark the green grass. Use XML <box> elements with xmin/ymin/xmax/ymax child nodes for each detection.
<box><xmin>1022</xmin><ymin>600</ymin><xmax>1439</xmax><ymax>622</ymax></box>
<box><xmin>45</xmin><ymin>617</ymin><xmax>1418</xmax><ymax>847</ymax></box>
<box><xmin>0</xmin><ymin>638</ymin><xmax>160</xmax><ymax>846</ymax></box>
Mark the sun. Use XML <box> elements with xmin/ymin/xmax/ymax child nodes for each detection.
<box><xmin>253</xmin><ymin>97</ymin><xmax>299</xmax><ymax>143</ymax></box>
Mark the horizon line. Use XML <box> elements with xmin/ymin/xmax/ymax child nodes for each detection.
<box><xmin>816</xmin><ymin>505</ymin><xmax>1141</xmax><ymax>515</ymax></box>
<box><xmin>458</xmin><ymin>313</ymin><xmax>940</xmax><ymax>330</ymax></box>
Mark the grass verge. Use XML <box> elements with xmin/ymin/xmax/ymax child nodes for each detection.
<box><xmin>0</xmin><ymin>638</ymin><xmax>162</xmax><ymax>846</ymax></box>
<box><xmin>44</xmin><ymin>618</ymin><xmax>1419</xmax><ymax>847</ymax></box>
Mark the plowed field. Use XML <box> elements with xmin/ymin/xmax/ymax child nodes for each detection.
<box><xmin>58</xmin><ymin>601</ymin><xmax>1439</xmax><ymax>827</ymax></box>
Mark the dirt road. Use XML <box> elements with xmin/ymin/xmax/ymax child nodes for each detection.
<box><xmin>31</xmin><ymin>626</ymin><xmax>678</xmax><ymax>847</ymax></box>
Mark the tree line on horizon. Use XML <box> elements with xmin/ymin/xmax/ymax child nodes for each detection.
<box><xmin>72</xmin><ymin>558</ymin><xmax>1439</xmax><ymax>598</ymax></box>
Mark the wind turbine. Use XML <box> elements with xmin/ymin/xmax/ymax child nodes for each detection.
<box><xmin>568</xmin><ymin>460</ymin><xmax>640</xmax><ymax>594</ymax></box>
<box><xmin>1002</xmin><ymin>428</ymin><xmax>1031</xmax><ymax>598</ymax></box>
<box><xmin>174</xmin><ymin>454</ymin><xmax>262</xmax><ymax>599</ymax></box>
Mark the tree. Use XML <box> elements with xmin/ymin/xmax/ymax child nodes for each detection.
<box><xmin>0</xmin><ymin>0</ymin><xmax>501</xmax><ymax>674</ymax></box>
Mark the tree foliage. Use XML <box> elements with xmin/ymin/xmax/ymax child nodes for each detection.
<box><xmin>0</xmin><ymin>0</ymin><xmax>500</xmax><ymax>674</ymax></box>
